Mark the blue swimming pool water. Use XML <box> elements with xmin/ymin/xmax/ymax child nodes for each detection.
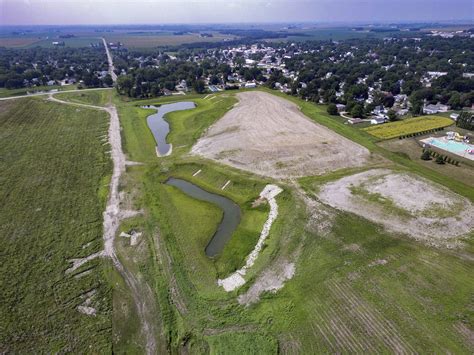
<box><xmin>427</xmin><ymin>138</ymin><xmax>472</xmax><ymax>154</ymax></box>
<box><xmin>424</xmin><ymin>137</ymin><xmax>474</xmax><ymax>160</ymax></box>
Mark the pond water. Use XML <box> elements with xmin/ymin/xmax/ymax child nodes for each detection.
<box><xmin>166</xmin><ymin>178</ymin><xmax>241</xmax><ymax>257</ymax></box>
<box><xmin>143</xmin><ymin>102</ymin><xmax>195</xmax><ymax>156</ymax></box>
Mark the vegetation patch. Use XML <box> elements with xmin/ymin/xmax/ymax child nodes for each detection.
<box><xmin>364</xmin><ymin>116</ymin><xmax>454</xmax><ymax>139</ymax></box>
<box><xmin>55</xmin><ymin>89</ymin><xmax>112</xmax><ymax>107</ymax></box>
<box><xmin>0</xmin><ymin>98</ymin><xmax>112</xmax><ymax>352</ymax></box>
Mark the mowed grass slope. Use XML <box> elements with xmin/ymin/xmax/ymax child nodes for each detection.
<box><xmin>0</xmin><ymin>98</ymin><xmax>112</xmax><ymax>352</ymax></box>
<box><xmin>55</xmin><ymin>89</ymin><xmax>112</xmax><ymax>107</ymax></box>
<box><xmin>364</xmin><ymin>115</ymin><xmax>454</xmax><ymax>139</ymax></box>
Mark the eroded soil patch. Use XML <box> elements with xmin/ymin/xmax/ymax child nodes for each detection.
<box><xmin>318</xmin><ymin>169</ymin><xmax>474</xmax><ymax>247</ymax></box>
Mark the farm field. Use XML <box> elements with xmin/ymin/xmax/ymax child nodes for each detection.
<box><xmin>364</xmin><ymin>115</ymin><xmax>454</xmax><ymax>139</ymax></box>
<box><xmin>0</xmin><ymin>37</ymin><xmax>43</xmax><ymax>47</ymax></box>
<box><xmin>108</xmin><ymin>89</ymin><xmax>474</xmax><ymax>353</ymax></box>
<box><xmin>104</xmin><ymin>32</ymin><xmax>236</xmax><ymax>48</ymax></box>
<box><xmin>0</xmin><ymin>97</ymin><xmax>113</xmax><ymax>352</ymax></box>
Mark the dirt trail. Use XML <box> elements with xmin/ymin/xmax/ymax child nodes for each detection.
<box><xmin>49</xmin><ymin>94</ymin><xmax>158</xmax><ymax>354</ymax></box>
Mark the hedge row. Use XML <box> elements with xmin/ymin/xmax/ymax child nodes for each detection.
<box><xmin>399</xmin><ymin>127</ymin><xmax>445</xmax><ymax>139</ymax></box>
<box><xmin>422</xmin><ymin>149</ymin><xmax>460</xmax><ymax>166</ymax></box>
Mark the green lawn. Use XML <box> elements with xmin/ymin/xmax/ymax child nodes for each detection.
<box><xmin>0</xmin><ymin>98</ymin><xmax>112</xmax><ymax>352</ymax></box>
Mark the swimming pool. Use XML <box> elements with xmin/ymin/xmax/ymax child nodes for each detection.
<box><xmin>421</xmin><ymin>137</ymin><xmax>474</xmax><ymax>160</ymax></box>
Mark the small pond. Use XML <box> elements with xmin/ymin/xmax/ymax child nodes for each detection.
<box><xmin>166</xmin><ymin>178</ymin><xmax>241</xmax><ymax>257</ymax></box>
<box><xmin>143</xmin><ymin>102</ymin><xmax>195</xmax><ymax>156</ymax></box>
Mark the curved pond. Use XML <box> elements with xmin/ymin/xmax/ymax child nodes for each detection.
<box><xmin>143</xmin><ymin>102</ymin><xmax>195</xmax><ymax>156</ymax></box>
<box><xmin>166</xmin><ymin>178</ymin><xmax>241</xmax><ymax>257</ymax></box>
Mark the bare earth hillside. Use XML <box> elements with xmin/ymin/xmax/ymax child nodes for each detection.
<box><xmin>191</xmin><ymin>91</ymin><xmax>370</xmax><ymax>178</ymax></box>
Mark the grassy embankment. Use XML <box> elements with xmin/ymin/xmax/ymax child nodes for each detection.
<box><xmin>55</xmin><ymin>89</ymin><xmax>112</xmax><ymax>107</ymax></box>
<box><xmin>112</xmin><ymin>92</ymin><xmax>285</xmax><ymax>351</ymax></box>
<box><xmin>114</xmin><ymin>89</ymin><xmax>473</xmax><ymax>353</ymax></box>
<box><xmin>0</xmin><ymin>97</ymin><xmax>113</xmax><ymax>352</ymax></box>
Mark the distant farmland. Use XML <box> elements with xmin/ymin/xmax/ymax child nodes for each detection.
<box><xmin>104</xmin><ymin>32</ymin><xmax>237</xmax><ymax>48</ymax></box>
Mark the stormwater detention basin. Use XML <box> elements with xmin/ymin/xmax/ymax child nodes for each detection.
<box><xmin>165</xmin><ymin>178</ymin><xmax>241</xmax><ymax>257</ymax></box>
<box><xmin>143</xmin><ymin>101</ymin><xmax>195</xmax><ymax>156</ymax></box>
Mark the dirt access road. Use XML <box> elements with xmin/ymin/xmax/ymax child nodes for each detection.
<box><xmin>192</xmin><ymin>91</ymin><xmax>370</xmax><ymax>178</ymax></box>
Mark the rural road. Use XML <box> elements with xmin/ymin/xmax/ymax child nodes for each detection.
<box><xmin>102</xmin><ymin>38</ymin><xmax>118</xmax><ymax>83</ymax></box>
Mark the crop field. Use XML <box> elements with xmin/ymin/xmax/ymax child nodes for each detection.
<box><xmin>364</xmin><ymin>115</ymin><xmax>454</xmax><ymax>139</ymax></box>
<box><xmin>108</xmin><ymin>89</ymin><xmax>474</xmax><ymax>353</ymax></box>
<box><xmin>0</xmin><ymin>98</ymin><xmax>112</xmax><ymax>352</ymax></box>
<box><xmin>104</xmin><ymin>32</ymin><xmax>236</xmax><ymax>48</ymax></box>
<box><xmin>0</xmin><ymin>37</ymin><xmax>43</xmax><ymax>47</ymax></box>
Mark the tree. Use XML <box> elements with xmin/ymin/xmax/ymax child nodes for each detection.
<box><xmin>103</xmin><ymin>74</ymin><xmax>113</xmax><ymax>87</ymax></box>
<box><xmin>193</xmin><ymin>79</ymin><xmax>206</xmax><ymax>94</ymax></box>
<box><xmin>350</xmin><ymin>104</ymin><xmax>364</xmax><ymax>118</ymax></box>
<box><xmin>421</xmin><ymin>150</ymin><xmax>431</xmax><ymax>161</ymax></box>
<box><xmin>327</xmin><ymin>103</ymin><xmax>339</xmax><ymax>116</ymax></box>
<box><xmin>448</xmin><ymin>92</ymin><xmax>461</xmax><ymax>110</ymax></box>
<box><xmin>209</xmin><ymin>75</ymin><xmax>220</xmax><ymax>85</ymax></box>
<box><xmin>387</xmin><ymin>109</ymin><xmax>398</xmax><ymax>122</ymax></box>
<box><xmin>116</xmin><ymin>75</ymin><xmax>134</xmax><ymax>96</ymax></box>
<box><xmin>435</xmin><ymin>156</ymin><xmax>445</xmax><ymax>164</ymax></box>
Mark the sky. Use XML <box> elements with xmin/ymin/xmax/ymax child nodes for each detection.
<box><xmin>1</xmin><ymin>0</ymin><xmax>473</xmax><ymax>26</ymax></box>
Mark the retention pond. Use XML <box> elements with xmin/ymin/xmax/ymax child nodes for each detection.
<box><xmin>143</xmin><ymin>101</ymin><xmax>195</xmax><ymax>156</ymax></box>
<box><xmin>166</xmin><ymin>178</ymin><xmax>241</xmax><ymax>257</ymax></box>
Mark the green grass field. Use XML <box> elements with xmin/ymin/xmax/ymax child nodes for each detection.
<box><xmin>0</xmin><ymin>97</ymin><xmax>113</xmax><ymax>352</ymax></box>
<box><xmin>364</xmin><ymin>115</ymin><xmax>454</xmax><ymax>139</ymax></box>
<box><xmin>112</xmin><ymin>89</ymin><xmax>473</xmax><ymax>353</ymax></box>
<box><xmin>3</xmin><ymin>86</ymin><xmax>472</xmax><ymax>353</ymax></box>
<box><xmin>55</xmin><ymin>89</ymin><xmax>112</xmax><ymax>107</ymax></box>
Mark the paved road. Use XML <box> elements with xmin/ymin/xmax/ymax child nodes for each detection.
<box><xmin>102</xmin><ymin>38</ymin><xmax>118</xmax><ymax>83</ymax></box>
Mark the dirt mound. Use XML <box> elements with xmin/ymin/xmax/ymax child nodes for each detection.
<box><xmin>191</xmin><ymin>91</ymin><xmax>370</xmax><ymax>178</ymax></box>
<box><xmin>318</xmin><ymin>169</ymin><xmax>474</xmax><ymax>247</ymax></box>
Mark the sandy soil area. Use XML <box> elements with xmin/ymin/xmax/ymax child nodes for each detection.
<box><xmin>191</xmin><ymin>91</ymin><xmax>370</xmax><ymax>178</ymax></box>
<box><xmin>318</xmin><ymin>169</ymin><xmax>474</xmax><ymax>247</ymax></box>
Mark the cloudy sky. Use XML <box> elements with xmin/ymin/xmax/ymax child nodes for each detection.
<box><xmin>1</xmin><ymin>0</ymin><xmax>472</xmax><ymax>25</ymax></box>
